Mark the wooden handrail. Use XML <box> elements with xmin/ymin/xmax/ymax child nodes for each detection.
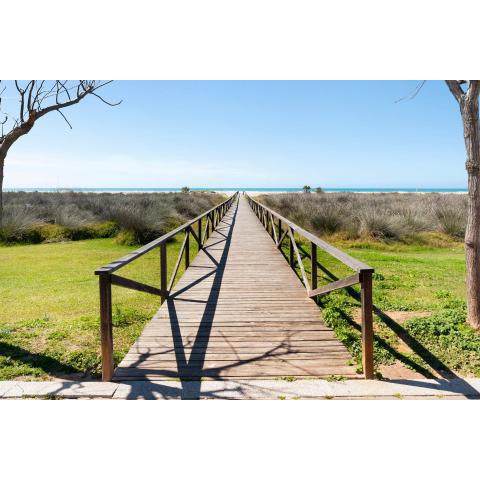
<box><xmin>246</xmin><ymin>195</ymin><xmax>373</xmax><ymax>273</ymax></box>
<box><xmin>95</xmin><ymin>193</ymin><xmax>238</xmax><ymax>275</ymax></box>
<box><xmin>96</xmin><ymin>191</ymin><xmax>238</xmax><ymax>381</ymax></box>
<box><xmin>245</xmin><ymin>194</ymin><xmax>374</xmax><ymax>379</ymax></box>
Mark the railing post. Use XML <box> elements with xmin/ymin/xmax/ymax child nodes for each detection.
<box><xmin>278</xmin><ymin>219</ymin><xmax>282</xmax><ymax>247</ymax></box>
<box><xmin>311</xmin><ymin>242</ymin><xmax>317</xmax><ymax>292</ymax></box>
<box><xmin>160</xmin><ymin>242</ymin><xmax>168</xmax><ymax>304</ymax></box>
<box><xmin>99</xmin><ymin>273</ymin><xmax>114</xmax><ymax>382</ymax></box>
<box><xmin>197</xmin><ymin>218</ymin><xmax>202</xmax><ymax>249</ymax></box>
<box><xmin>360</xmin><ymin>270</ymin><xmax>374</xmax><ymax>379</ymax></box>
<box><xmin>185</xmin><ymin>228</ymin><xmax>190</xmax><ymax>269</ymax></box>
<box><xmin>289</xmin><ymin>229</ymin><xmax>295</xmax><ymax>268</ymax></box>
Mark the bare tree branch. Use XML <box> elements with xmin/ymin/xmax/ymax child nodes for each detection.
<box><xmin>395</xmin><ymin>80</ymin><xmax>427</xmax><ymax>103</ymax></box>
<box><xmin>0</xmin><ymin>80</ymin><xmax>121</xmax><ymax>226</ymax></box>
<box><xmin>57</xmin><ymin>109</ymin><xmax>73</xmax><ymax>129</ymax></box>
<box><xmin>90</xmin><ymin>91</ymin><xmax>122</xmax><ymax>106</ymax></box>
<box><xmin>0</xmin><ymin>80</ymin><xmax>121</xmax><ymax>155</ymax></box>
<box><xmin>446</xmin><ymin>80</ymin><xmax>465</xmax><ymax>103</ymax></box>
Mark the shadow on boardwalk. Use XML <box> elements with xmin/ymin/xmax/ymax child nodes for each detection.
<box><xmin>122</xmin><ymin>201</ymin><xmax>307</xmax><ymax>398</ymax></box>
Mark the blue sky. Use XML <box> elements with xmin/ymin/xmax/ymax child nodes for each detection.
<box><xmin>3</xmin><ymin>80</ymin><xmax>466</xmax><ymax>188</ymax></box>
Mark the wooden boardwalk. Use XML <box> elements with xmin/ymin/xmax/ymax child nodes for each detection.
<box><xmin>113</xmin><ymin>196</ymin><xmax>357</xmax><ymax>380</ymax></box>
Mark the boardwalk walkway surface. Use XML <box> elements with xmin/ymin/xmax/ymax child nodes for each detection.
<box><xmin>114</xmin><ymin>196</ymin><xmax>357</xmax><ymax>381</ymax></box>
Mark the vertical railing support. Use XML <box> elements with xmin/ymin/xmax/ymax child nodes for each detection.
<box><xmin>360</xmin><ymin>270</ymin><xmax>374</xmax><ymax>379</ymax></box>
<box><xmin>185</xmin><ymin>228</ymin><xmax>190</xmax><ymax>268</ymax></box>
<box><xmin>289</xmin><ymin>229</ymin><xmax>295</xmax><ymax>268</ymax></box>
<box><xmin>278</xmin><ymin>220</ymin><xmax>282</xmax><ymax>247</ymax></box>
<box><xmin>311</xmin><ymin>242</ymin><xmax>317</xmax><ymax>301</ymax></box>
<box><xmin>160</xmin><ymin>242</ymin><xmax>168</xmax><ymax>304</ymax></box>
<box><xmin>99</xmin><ymin>273</ymin><xmax>114</xmax><ymax>382</ymax></box>
<box><xmin>197</xmin><ymin>218</ymin><xmax>202</xmax><ymax>249</ymax></box>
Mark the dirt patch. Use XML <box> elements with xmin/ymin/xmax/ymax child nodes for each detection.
<box><xmin>352</xmin><ymin>309</ymin><xmax>431</xmax><ymax>326</ymax></box>
<box><xmin>379</xmin><ymin>362</ymin><xmax>428</xmax><ymax>380</ymax></box>
<box><xmin>351</xmin><ymin>309</ymin><xmax>433</xmax><ymax>379</ymax></box>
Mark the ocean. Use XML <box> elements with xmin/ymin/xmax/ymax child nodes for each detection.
<box><xmin>4</xmin><ymin>187</ymin><xmax>468</xmax><ymax>193</ymax></box>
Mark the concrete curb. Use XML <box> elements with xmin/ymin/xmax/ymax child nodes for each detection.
<box><xmin>1</xmin><ymin>378</ymin><xmax>480</xmax><ymax>399</ymax></box>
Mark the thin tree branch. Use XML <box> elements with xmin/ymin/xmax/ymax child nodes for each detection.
<box><xmin>0</xmin><ymin>80</ymin><xmax>120</xmax><ymax>157</ymax></box>
<box><xmin>57</xmin><ymin>109</ymin><xmax>73</xmax><ymax>129</ymax></box>
<box><xmin>90</xmin><ymin>91</ymin><xmax>122</xmax><ymax>106</ymax></box>
<box><xmin>395</xmin><ymin>80</ymin><xmax>427</xmax><ymax>103</ymax></box>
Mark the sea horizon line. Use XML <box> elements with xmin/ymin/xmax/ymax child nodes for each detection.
<box><xmin>4</xmin><ymin>187</ymin><xmax>468</xmax><ymax>193</ymax></box>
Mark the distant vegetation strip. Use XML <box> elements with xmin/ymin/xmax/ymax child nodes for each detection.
<box><xmin>0</xmin><ymin>191</ymin><xmax>225</xmax><ymax>245</ymax></box>
<box><xmin>257</xmin><ymin>192</ymin><xmax>467</xmax><ymax>243</ymax></box>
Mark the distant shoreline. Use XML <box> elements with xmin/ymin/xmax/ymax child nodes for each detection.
<box><xmin>4</xmin><ymin>187</ymin><xmax>468</xmax><ymax>194</ymax></box>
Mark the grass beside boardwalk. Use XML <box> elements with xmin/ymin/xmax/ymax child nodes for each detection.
<box><xmin>1</xmin><ymin>215</ymin><xmax>479</xmax><ymax>381</ymax></box>
<box><xmin>0</xmin><ymin>236</ymin><xmax>198</xmax><ymax>380</ymax></box>
<box><xmin>284</xmin><ymin>235</ymin><xmax>480</xmax><ymax>378</ymax></box>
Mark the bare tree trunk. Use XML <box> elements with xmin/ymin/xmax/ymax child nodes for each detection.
<box><xmin>462</xmin><ymin>91</ymin><xmax>480</xmax><ymax>329</ymax></box>
<box><xmin>0</xmin><ymin>153</ymin><xmax>4</xmax><ymax>228</ymax></box>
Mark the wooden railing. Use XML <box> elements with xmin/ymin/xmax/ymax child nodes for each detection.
<box><xmin>95</xmin><ymin>192</ymin><xmax>238</xmax><ymax>381</ymax></box>
<box><xmin>246</xmin><ymin>195</ymin><xmax>375</xmax><ymax>379</ymax></box>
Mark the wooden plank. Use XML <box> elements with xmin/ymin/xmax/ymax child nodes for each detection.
<box><xmin>110</xmin><ymin>274</ymin><xmax>165</xmax><ymax>297</ymax></box>
<box><xmin>167</xmin><ymin>230</ymin><xmax>189</xmax><ymax>291</ymax></box>
<box><xmin>99</xmin><ymin>274</ymin><xmax>113</xmax><ymax>381</ymax></box>
<box><xmin>361</xmin><ymin>271</ymin><xmax>374</xmax><ymax>379</ymax></box>
<box><xmin>288</xmin><ymin>228</ymin><xmax>311</xmax><ymax>291</ymax></box>
<box><xmin>114</xmin><ymin>364</ymin><xmax>358</xmax><ymax>379</ymax></box>
<box><xmin>308</xmin><ymin>273</ymin><xmax>360</xmax><ymax>297</ymax></box>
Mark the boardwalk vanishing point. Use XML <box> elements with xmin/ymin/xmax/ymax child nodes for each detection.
<box><xmin>96</xmin><ymin>193</ymin><xmax>375</xmax><ymax>382</ymax></box>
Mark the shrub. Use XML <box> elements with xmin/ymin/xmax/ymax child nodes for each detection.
<box><xmin>0</xmin><ymin>204</ymin><xmax>42</xmax><ymax>243</ymax></box>
<box><xmin>357</xmin><ymin>208</ymin><xmax>401</xmax><ymax>240</ymax></box>
<box><xmin>310</xmin><ymin>204</ymin><xmax>344</xmax><ymax>234</ymax></box>
<box><xmin>433</xmin><ymin>198</ymin><xmax>466</xmax><ymax>239</ymax></box>
<box><xmin>258</xmin><ymin>192</ymin><xmax>467</xmax><ymax>243</ymax></box>
<box><xmin>2</xmin><ymin>191</ymin><xmax>225</xmax><ymax>245</ymax></box>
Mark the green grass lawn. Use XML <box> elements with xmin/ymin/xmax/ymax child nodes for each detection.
<box><xmin>338</xmin><ymin>239</ymin><xmax>466</xmax><ymax>311</ymax></box>
<box><xmin>0</xmin><ymin>236</ymin><xmax>198</xmax><ymax>380</ymax></box>
<box><xmin>1</xmin><ymin>230</ymin><xmax>479</xmax><ymax>380</ymax></box>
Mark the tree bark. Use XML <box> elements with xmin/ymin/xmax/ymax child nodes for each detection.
<box><xmin>0</xmin><ymin>152</ymin><xmax>4</xmax><ymax>228</ymax></box>
<box><xmin>447</xmin><ymin>81</ymin><xmax>480</xmax><ymax>329</ymax></box>
<box><xmin>462</xmin><ymin>88</ymin><xmax>480</xmax><ymax>329</ymax></box>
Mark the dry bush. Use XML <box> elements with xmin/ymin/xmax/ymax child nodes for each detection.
<box><xmin>258</xmin><ymin>192</ymin><xmax>467</xmax><ymax>242</ymax></box>
<box><xmin>2</xmin><ymin>191</ymin><xmax>225</xmax><ymax>244</ymax></box>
